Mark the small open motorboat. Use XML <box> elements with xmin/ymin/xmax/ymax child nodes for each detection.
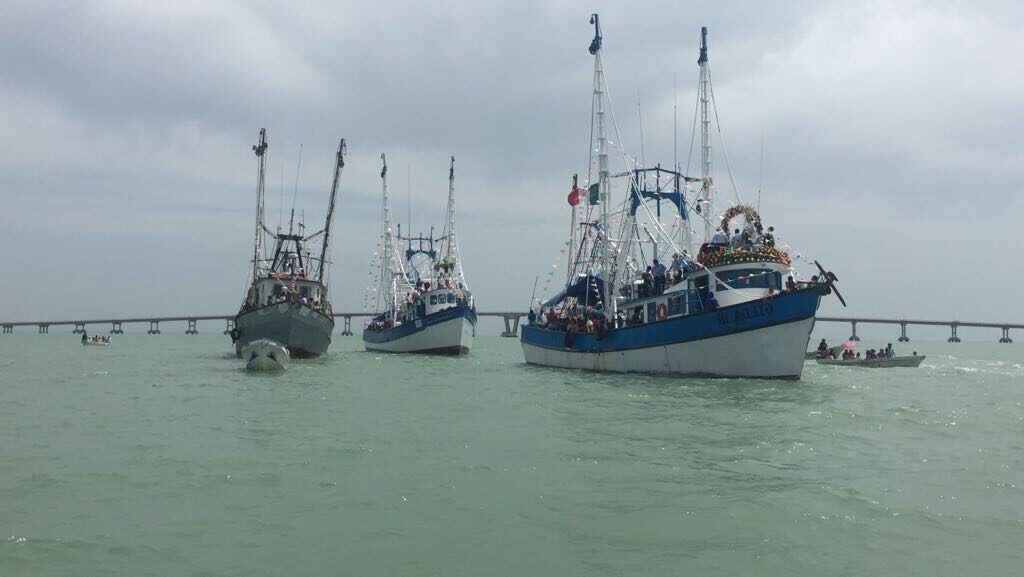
<box><xmin>816</xmin><ymin>355</ymin><xmax>926</xmax><ymax>368</ymax></box>
<box><xmin>82</xmin><ymin>337</ymin><xmax>111</xmax><ymax>346</ymax></box>
<box><xmin>242</xmin><ymin>338</ymin><xmax>290</xmax><ymax>371</ymax></box>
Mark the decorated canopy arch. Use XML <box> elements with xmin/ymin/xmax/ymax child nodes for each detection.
<box><xmin>720</xmin><ymin>205</ymin><xmax>764</xmax><ymax>235</ymax></box>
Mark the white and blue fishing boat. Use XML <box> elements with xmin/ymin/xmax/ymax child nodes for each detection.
<box><xmin>363</xmin><ymin>155</ymin><xmax>476</xmax><ymax>354</ymax></box>
<box><xmin>521</xmin><ymin>19</ymin><xmax>845</xmax><ymax>379</ymax></box>
<box><xmin>231</xmin><ymin>129</ymin><xmax>345</xmax><ymax>359</ymax></box>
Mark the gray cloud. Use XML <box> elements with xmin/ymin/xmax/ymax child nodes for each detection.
<box><xmin>2</xmin><ymin>0</ymin><xmax>1022</xmax><ymax>328</ymax></box>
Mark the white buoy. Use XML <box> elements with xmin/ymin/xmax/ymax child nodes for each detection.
<box><xmin>242</xmin><ymin>339</ymin><xmax>290</xmax><ymax>371</ymax></box>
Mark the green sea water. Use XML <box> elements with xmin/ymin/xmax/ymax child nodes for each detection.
<box><xmin>1</xmin><ymin>333</ymin><xmax>1022</xmax><ymax>576</ymax></box>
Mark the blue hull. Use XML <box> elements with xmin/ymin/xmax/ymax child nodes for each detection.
<box><xmin>363</xmin><ymin>305</ymin><xmax>477</xmax><ymax>354</ymax></box>
<box><xmin>521</xmin><ymin>289</ymin><xmax>822</xmax><ymax>378</ymax></box>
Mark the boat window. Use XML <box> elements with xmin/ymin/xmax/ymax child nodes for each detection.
<box><xmin>687</xmin><ymin>290</ymin><xmax>705</xmax><ymax>314</ymax></box>
<box><xmin>429</xmin><ymin>294</ymin><xmax>438</xmax><ymax>305</ymax></box>
<box><xmin>716</xmin><ymin>268</ymin><xmax>775</xmax><ymax>291</ymax></box>
<box><xmin>447</xmin><ymin>293</ymin><xmax>455</xmax><ymax>304</ymax></box>
<box><xmin>667</xmin><ymin>295</ymin><xmax>685</xmax><ymax>317</ymax></box>
<box><xmin>300</xmin><ymin>286</ymin><xmax>311</xmax><ymax>298</ymax></box>
<box><xmin>647</xmin><ymin>302</ymin><xmax>657</xmax><ymax>323</ymax></box>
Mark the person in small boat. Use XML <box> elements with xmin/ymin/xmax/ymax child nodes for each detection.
<box><xmin>81</xmin><ymin>332</ymin><xmax>88</xmax><ymax>343</ymax></box>
<box><xmin>817</xmin><ymin>338</ymin><xmax>829</xmax><ymax>357</ymax></box>
<box><xmin>866</xmin><ymin>349</ymin><xmax>877</xmax><ymax>359</ymax></box>
<box><xmin>856</xmin><ymin>352</ymin><xmax>862</xmax><ymax>359</ymax></box>
<box><xmin>885</xmin><ymin>343</ymin><xmax>895</xmax><ymax>358</ymax></box>
<box><xmin>842</xmin><ymin>349</ymin><xmax>855</xmax><ymax>360</ymax></box>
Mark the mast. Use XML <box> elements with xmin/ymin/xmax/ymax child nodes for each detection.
<box><xmin>444</xmin><ymin>156</ymin><xmax>456</xmax><ymax>261</ymax></box>
<box><xmin>379</xmin><ymin>153</ymin><xmax>395</xmax><ymax>318</ymax></box>
<box><xmin>698</xmin><ymin>26</ymin><xmax>713</xmax><ymax>242</ymax></box>
<box><xmin>590</xmin><ymin>14</ymin><xmax>616</xmax><ymax>319</ymax></box>
<box><xmin>251</xmin><ymin>129</ymin><xmax>268</xmax><ymax>282</ymax></box>
<box><xmin>318</xmin><ymin>138</ymin><xmax>346</xmax><ymax>285</ymax></box>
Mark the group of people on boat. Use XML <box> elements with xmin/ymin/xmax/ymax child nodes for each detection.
<box><xmin>708</xmin><ymin>224</ymin><xmax>775</xmax><ymax>250</ymax></box>
<box><xmin>817</xmin><ymin>338</ymin><xmax>898</xmax><ymax>360</ymax></box>
<box><xmin>624</xmin><ymin>251</ymin><xmax>703</xmax><ymax>300</ymax></box>
<box><xmin>238</xmin><ymin>287</ymin><xmax>333</xmax><ymax>317</ymax></box>
<box><xmin>81</xmin><ymin>333</ymin><xmax>111</xmax><ymax>344</ymax></box>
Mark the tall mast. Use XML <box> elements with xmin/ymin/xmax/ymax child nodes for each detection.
<box><xmin>251</xmin><ymin>128</ymin><xmax>268</xmax><ymax>282</ymax></box>
<box><xmin>318</xmin><ymin>138</ymin><xmax>345</xmax><ymax>286</ymax></box>
<box><xmin>698</xmin><ymin>26</ymin><xmax>713</xmax><ymax>242</ymax></box>
<box><xmin>379</xmin><ymin>153</ymin><xmax>395</xmax><ymax>317</ymax></box>
<box><xmin>444</xmin><ymin>156</ymin><xmax>456</xmax><ymax>261</ymax></box>
<box><xmin>590</xmin><ymin>14</ymin><xmax>615</xmax><ymax>319</ymax></box>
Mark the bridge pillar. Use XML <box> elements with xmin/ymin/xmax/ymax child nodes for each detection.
<box><xmin>2</xmin><ymin>324</ymin><xmax>12</xmax><ymax>334</ymax></box>
<box><xmin>110</xmin><ymin>321</ymin><xmax>124</xmax><ymax>335</ymax></box>
<box><xmin>341</xmin><ymin>315</ymin><xmax>353</xmax><ymax>336</ymax></box>
<box><xmin>501</xmin><ymin>314</ymin><xmax>521</xmax><ymax>337</ymax></box>
<box><xmin>1000</xmin><ymin>327</ymin><xmax>1013</xmax><ymax>344</ymax></box>
<box><xmin>186</xmin><ymin>319</ymin><xmax>198</xmax><ymax>335</ymax></box>
<box><xmin>849</xmin><ymin>321</ymin><xmax>860</xmax><ymax>341</ymax></box>
<box><xmin>73</xmin><ymin>322</ymin><xmax>86</xmax><ymax>334</ymax></box>
<box><xmin>948</xmin><ymin>323</ymin><xmax>961</xmax><ymax>343</ymax></box>
<box><xmin>224</xmin><ymin>318</ymin><xmax>234</xmax><ymax>335</ymax></box>
<box><xmin>147</xmin><ymin>320</ymin><xmax>161</xmax><ymax>335</ymax></box>
<box><xmin>898</xmin><ymin>322</ymin><xmax>910</xmax><ymax>342</ymax></box>
<box><xmin>38</xmin><ymin>324</ymin><xmax>49</xmax><ymax>334</ymax></box>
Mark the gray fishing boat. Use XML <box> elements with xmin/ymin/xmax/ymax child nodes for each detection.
<box><xmin>230</xmin><ymin>129</ymin><xmax>345</xmax><ymax>359</ymax></box>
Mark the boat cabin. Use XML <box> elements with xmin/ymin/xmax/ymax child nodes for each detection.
<box><xmin>251</xmin><ymin>275</ymin><xmax>327</xmax><ymax>308</ymax></box>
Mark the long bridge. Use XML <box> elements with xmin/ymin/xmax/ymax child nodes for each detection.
<box><xmin>1</xmin><ymin>313</ymin><xmax>1019</xmax><ymax>343</ymax></box>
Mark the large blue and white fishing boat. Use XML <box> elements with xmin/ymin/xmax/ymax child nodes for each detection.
<box><xmin>521</xmin><ymin>19</ymin><xmax>844</xmax><ymax>378</ymax></box>
<box><xmin>363</xmin><ymin>155</ymin><xmax>476</xmax><ymax>354</ymax></box>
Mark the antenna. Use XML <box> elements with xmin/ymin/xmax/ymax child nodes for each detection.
<box><xmin>289</xmin><ymin>143</ymin><xmax>303</xmax><ymax>235</ymax></box>
<box><xmin>757</xmin><ymin>128</ymin><xmax>764</xmax><ymax>213</ymax></box>
<box><xmin>637</xmin><ymin>77</ymin><xmax>646</xmax><ymax>171</ymax></box>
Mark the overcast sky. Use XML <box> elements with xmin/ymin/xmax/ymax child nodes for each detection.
<box><xmin>2</xmin><ymin>0</ymin><xmax>1022</xmax><ymax>328</ymax></box>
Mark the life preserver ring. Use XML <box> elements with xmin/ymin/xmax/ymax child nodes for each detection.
<box><xmin>656</xmin><ymin>303</ymin><xmax>667</xmax><ymax>321</ymax></box>
<box><xmin>230</xmin><ymin>328</ymin><xmax>241</xmax><ymax>341</ymax></box>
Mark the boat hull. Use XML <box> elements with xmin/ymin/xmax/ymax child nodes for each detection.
<box><xmin>363</xmin><ymin>306</ymin><xmax>476</xmax><ymax>355</ymax></box>
<box><xmin>234</xmin><ymin>303</ymin><xmax>333</xmax><ymax>359</ymax></box>
<box><xmin>817</xmin><ymin>355</ymin><xmax>926</xmax><ymax>368</ymax></box>
<box><xmin>242</xmin><ymin>338</ymin><xmax>290</xmax><ymax>371</ymax></box>
<box><xmin>521</xmin><ymin>289</ymin><xmax>820</xmax><ymax>379</ymax></box>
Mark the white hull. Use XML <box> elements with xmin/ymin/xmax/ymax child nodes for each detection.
<box><xmin>364</xmin><ymin>314</ymin><xmax>474</xmax><ymax>354</ymax></box>
<box><xmin>817</xmin><ymin>355</ymin><xmax>925</xmax><ymax>368</ymax></box>
<box><xmin>522</xmin><ymin>316</ymin><xmax>814</xmax><ymax>378</ymax></box>
<box><xmin>242</xmin><ymin>339</ymin><xmax>290</xmax><ymax>371</ymax></box>
<box><xmin>82</xmin><ymin>341</ymin><xmax>110</xmax><ymax>346</ymax></box>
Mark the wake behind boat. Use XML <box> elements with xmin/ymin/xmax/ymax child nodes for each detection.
<box><xmin>231</xmin><ymin>129</ymin><xmax>346</xmax><ymax>359</ymax></box>
<box><xmin>520</xmin><ymin>19</ymin><xmax>843</xmax><ymax>379</ymax></box>
<box><xmin>362</xmin><ymin>155</ymin><xmax>476</xmax><ymax>354</ymax></box>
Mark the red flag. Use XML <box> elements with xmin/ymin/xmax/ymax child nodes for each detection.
<box><xmin>567</xmin><ymin>187</ymin><xmax>581</xmax><ymax>206</ymax></box>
